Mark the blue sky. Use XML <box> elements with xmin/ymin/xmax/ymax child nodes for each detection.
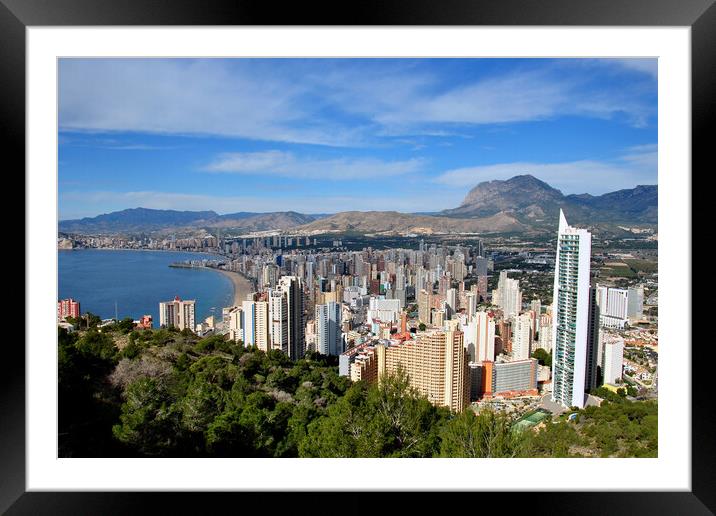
<box><xmin>58</xmin><ymin>58</ymin><xmax>657</xmax><ymax>220</ymax></box>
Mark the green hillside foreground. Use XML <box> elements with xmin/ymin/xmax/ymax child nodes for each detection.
<box><xmin>58</xmin><ymin>323</ymin><xmax>657</xmax><ymax>458</ymax></box>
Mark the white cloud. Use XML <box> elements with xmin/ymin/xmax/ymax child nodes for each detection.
<box><xmin>59</xmin><ymin>59</ymin><xmax>361</xmax><ymax>146</ymax></box>
<box><xmin>59</xmin><ymin>59</ymin><xmax>657</xmax><ymax>146</ymax></box>
<box><xmin>201</xmin><ymin>151</ymin><xmax>425</xmax><ymax>179</ymax></box>
<box><xmin>312</xmin><ymin>65</ymin><xmax>655</xmax><ymax>130</ymax></box>
<box><xmin>434</xmin><ymin>146</ymin><xmax>657</xmax><ymax>195</ymax></box>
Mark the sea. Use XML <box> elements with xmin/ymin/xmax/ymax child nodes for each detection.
<box><xmin>58</xmin><ymin>249</ymin><xmax>234</xmax><ymax>324</ymax></box>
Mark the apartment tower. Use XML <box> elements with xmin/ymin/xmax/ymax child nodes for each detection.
<box><xmin>550</xmin><ymin>210</ymin><xmax>595</xmax><ymax>408</ymax></box>
<box><xmin>279</xmin><ymin>276</ymin><xmax>306</xmax><ymax>360</ymax></box>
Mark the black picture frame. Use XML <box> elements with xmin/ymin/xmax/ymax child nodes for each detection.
<box><xmin>3</xmin><ymin>0</ymin><xmax>711</xmax><ymax>513</ymax></box>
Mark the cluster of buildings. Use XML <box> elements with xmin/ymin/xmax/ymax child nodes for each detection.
<box><xmin>338</xmin><ymin>210</ymin><xmax>634</xmax><ymax>412</ymax></box>
<box><xmin>57</xmin><ymin>297</ymin><xmax>154</xmax><ymax>332</ymax></box>
<box><xmin>61</xmin><ymin>210</ymin><xmax>651</xmax><ymax>416</ymax></box>
<box><xmin>223</xmin><ymin>275</ymin><xmax>307</xmax><ymax>359</ymax></box>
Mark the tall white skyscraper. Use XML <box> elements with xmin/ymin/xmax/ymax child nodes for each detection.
<box><xmin>316</xmin><ymin>301</ymin><xmax>343</xmax><ymax>356</ymax></box>
<box><xmin>550</xmin><ymin>210</ymin><xmax>597</xmax><ymax>408</ymax></box>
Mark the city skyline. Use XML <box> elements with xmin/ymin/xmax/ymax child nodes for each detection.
<box><xmin>59</xmin><ymin>58</ymin><xmax>657</xmax><ymax>219</ymax></box>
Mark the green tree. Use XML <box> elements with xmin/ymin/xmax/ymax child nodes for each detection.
<box><xmin>300</xmin><ymin>369</ymin><xmax>448</xmax><ymax>458</ymax></box>
<box><xmin>531</xmin><ymin>348</ymin><xmax>552</xmax><ymax>367</ymax></box>
<box><xmin>112</xmin><ymin>377</ymin><xmax>183</xmax><ymax>456</ymax></box>
<box><xmin>439</xmin><ymin>409</ymin><xmax>524</xmax><ymax>458</ymax></box>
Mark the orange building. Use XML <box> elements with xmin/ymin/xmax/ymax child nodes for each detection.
<box><xmin>378</xmin><ymin>329</ymin><xmax>470</xmax><ymax>413</ymax></box>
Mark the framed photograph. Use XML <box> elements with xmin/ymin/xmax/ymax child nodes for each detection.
<box><xmin>6</xmin><ymin>0</ymin><xmax>712</xmax><ymax>512</ymax></box>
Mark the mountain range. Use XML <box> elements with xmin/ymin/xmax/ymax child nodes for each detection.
<box><xmin>59</xmin><ymin>175</ymin><xmax>657</xmax><ymax>236</ymax></box>
<box><xmin>441</xmin><ymin>175</ymin><xmax>657</xmax><ymax>226</ymax></box>
<box><xmin>58</xmin><ymin>208</ymin><xmax>321</xmax><ymax>235</ymax></box>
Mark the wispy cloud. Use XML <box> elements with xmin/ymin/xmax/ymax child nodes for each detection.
<box><xmin>434</xmin><ymin>145</ymin><xmax>657</xmax><ymax>195</ymax></box>
<box><xmin>59</xmin><ymin>59</ymin><xmax>363</xmax><ymax>147</ymax></box>
<box><xmin>61</xmin><ymin>136</ymin><xmax>176</xmax><ymax>151</ymax></box>
<box><xmin>308</xmin><ymin>62</ymin><xmax>656</xmax><ymax>131</ymax></box>
<box><xmin>59</xmin><ymin>58</ymin><xmax>657</xmax><ymax>147</ymax></box>
<box><xmin>201</xmin><ymin>151</ymin><xmax>425</xmax><ymax>179</ymax></box>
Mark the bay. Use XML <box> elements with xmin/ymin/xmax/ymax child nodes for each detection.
<box><xmin>58</xmin><ymin>249</ymin><xmax>234</xmax><ymax>324</ymax></box>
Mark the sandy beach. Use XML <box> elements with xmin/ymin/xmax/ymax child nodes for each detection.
<box><xmin>216</xmin><ymin>268</ymin><xmax>254</xmax><ymax>306</ymax></box>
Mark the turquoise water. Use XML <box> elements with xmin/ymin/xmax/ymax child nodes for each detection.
<box><xmin>58</xmin><ymin>249</ymin><xmax>234</xmax><ymax>324</ymax></box>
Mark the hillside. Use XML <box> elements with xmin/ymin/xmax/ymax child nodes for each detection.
<box><xmin>58</xmin><ymin>208</ymin><xmax>219</xmax><ymax>234</ymax></box>
<box><xmin>295</xmin><ymin>210</ymin><xmax>526</xmax><ymax>235</ymax></box>
<box><xmin>60</xmin><ymin>208</ymin><xmax>321</xmax><ymax>235</ymax></box>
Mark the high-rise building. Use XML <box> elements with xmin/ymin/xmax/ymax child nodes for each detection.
<box><xmin>550</xmin><ymin>210</ymin><xmax>597</xmax><ymax>409</ymax></box>
<box><xmin>474</xmin><ymin>310</ymin><xmax>496</xmax><ymax>362</ymax></box>
<box><xmin>493</xmin><ymin>272</ymin><xmax>522</xmax><ymax>319</ymax></box>
<box><xmin>602</xmin><ymin>335</ymin><xmax>625</xmax><ymax>385</ymax></box>
<box><xmin>57</xmin><ymin>298</ymin><xmax>81</xmax><ymax>321</ymax></box>
<box><xmin>241</xmin><ymin>298</ymin><xmax>269</xmax><ymax>350</ymax></box>
<box><xmin>446</xmin><ymin>288</ymin><xmax>458</xmax><ymax>317</ymax></box>
<box><xmin>269</xmin><ymin>291</ymin><xmax>288</xmax><ymax>353</ymax></box>
<box><xmin>431</xmin><ymin>308</ymin><xmax>446</xmax><ymax>328</ymax></box>
<box><xmin>627</xmin><ymin>286</ymin><xmax>644</xmax><ymax>322</ymax></box>
<box><xmin>474</xmin><ymin>256</ymin><xmax>489</xmax><ymax>302</ymax></box>
<box><xmin>512</xmin><ymin>312</ymin><xmax>533</xmax><ymax>361</ymax></box>
<box><xmin>418</xmin><ymin>289</ymin><xmax>432</xmax><ymax>324</ymax></box>
<box><xmin>228</xmin><ymin>306</ymin><xmax>243</xmax><ymax>343</ymax></box>
<box><xmin>279</xmin><ymin>276</ymin><xmax>305</xmax><ymax>360</ymax></box>
<box><xmin>254</xmin><ymin>301</ymin><xmax>270</xmax><ymax>351</ymax></box>
<box><xmin>316</xmin><ymin>301</ymin><xmax>343</xmax><ymax>356</ymax></box>
<box><xmin>529</xmin><ymin>300</ymin><xmax>541</xmax><ymax>336</ymax></box>
<box><xmin>596</xmin><ymin>286</ymin><xmax>629</xmax><ymax>329</ymax></box>
<box><xmin>159</xmin><ymin>296</ymin><xmax>195</xmax><ymax>331</ymax></box>
<box><xmin>584</xmin><ymin>287</ymin><xmax>601</xmax><ymax>393</ymax></box>
<box><xmin>537</xmin><ymin>314</ymin><xmax>553</xmax><ymax>351</ymax></box>
<box><xmin>465</xmin><ymin>292</ymin><xmax>478</xmax><ymax>320</ymax></box>
<box><xmin>374</xmin><ymin>329</ymin><xmax>470</xmax><ymax>412</ymax></box>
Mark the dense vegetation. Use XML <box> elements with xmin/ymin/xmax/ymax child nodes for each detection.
<box><xmin>528</xmin><ymin>394</ymin><xmax>657</xmax><ymax>457</ymax></box>
<box><xmin>59</xmin><ymin>323</ymin><xmax>657</xmax><ymax>458</ymax></box>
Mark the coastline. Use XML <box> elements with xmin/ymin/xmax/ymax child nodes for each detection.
<box><xmin>215</xmin><ymin>268</ymin><xmax>253</xmax><ymax>306</ymax></box>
